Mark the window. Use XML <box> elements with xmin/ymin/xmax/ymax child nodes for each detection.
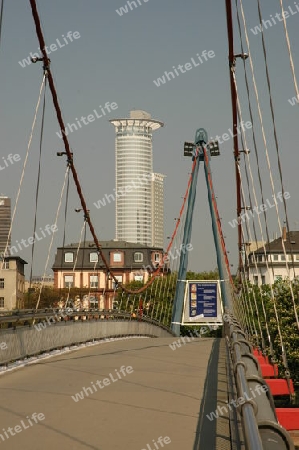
<box><xmin>0</xmin><ymin>298</ymin><xmax>4</xmax><ymax>308</ymax></box>
<box><xmin>281</xmin><ymin>254</ymin><xmax>286</xmax><ymax>261</ymax></box>
<box><xmin>273</xmin><ymin>254</ymin><xmax>279</xmax><ymax>261</ymax></box>
<box><xmin>134</xmin><ymin>275</ymin><xmax>143</xmax><ymax>282</ymax></box>
<box><xmin>0</xmin><ymin>279</ymin><xmax>4</xmax><ymax>289</ymax></box>
<box><xmin>1</xmin><ymin>261</ymin><xmax>9</xmax><ymax>269</ymax></box>
<box><xmin>64</xmin><ymin>252</ymin><xmax>74</xmax><ymax>263</ymax></box>
<box><xmin>113</xmin><ymin>275</ymin><xmax>122</xmax><ymax>289</ymax></box>
<box><xmin>254</xmin><ymin>276</ymin><xmax>258</xmax><ymax>285</ymax></box>
<box><xmin>90</xmin><ymin>252</ymin><xmax>98</xmax><ymax>263</ymax></box>
<box><xmin>258</xmin><ymin>255</ymin><xmax>263</xmax><ymax>262</ymax></box>
<box><xmin>113</xmin><ymin>252</ymin><xmax>121</xmax><ymax>262</ymax></box>
<box><xmin>134</xmin><ymin>252</ymin><xmax>143</xmax><ymax>262</ymax></box>
<box><xmin>296</xmin><ymin>255</ymin><xmax>299</xmax><ymax>261</ymax></box>
<box><xmin>154</xmin><ymin>253</ymin><xmax>160</xmax><ymax>263</ymax></box>
<box><xmin>261</xmin><ymin>276</ymin><xmax>265</xmax><ymax>285</ymax></box>
<box><xmin>64</xmin><ymin>275</ymin><xmax>74</xmax><ymax>288</ymax></box>
<box><xmin>90</xmin><ymin>275</ymin><xmax>98</xmax><ymax>288</ymax></box>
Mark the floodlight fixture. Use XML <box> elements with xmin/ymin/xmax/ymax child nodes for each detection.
<box><xmin>184</xmin><ymin>141</ymin><xmax>195</xmax><ymax>157</ymax></box>
<box><xmin>208</xmin><ymin>140</ymin><xmax>220</xmax><ymax>156</ymax></box>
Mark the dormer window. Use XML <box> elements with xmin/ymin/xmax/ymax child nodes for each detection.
<box><xmin>90</xmin><ymin>252</ymin><xmax>98</xmax><ymax>263</ymax></box>
<box><xmin>64</xmin><ymin>252</ymin><xmax>74</xmax><ymax>263</ymax></box>
<box><xmin>134</xmin><ymin>252</ymin><xmax>143</xmax><ymax>262</ymax></box>
<box><xmin>113</xmin><ymin>252</ymin><xmax>121</xmax><ymax>262</ymax></box>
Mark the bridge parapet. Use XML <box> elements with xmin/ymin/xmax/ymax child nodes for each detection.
<box><xmin>0</xmin><ymin>310</ymin><xmax>173</xmax><ymax>366</ymax></box>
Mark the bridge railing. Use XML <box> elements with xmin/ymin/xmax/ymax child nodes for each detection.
<box><xmin>224</xmin><ymin>309</ymin><xmax>294</xmax><ymax>450</ymax></box>
<box><xmin>0</xmin><ymin>309</ymin><xmax>174</xmax><ymax>366</ymax></box>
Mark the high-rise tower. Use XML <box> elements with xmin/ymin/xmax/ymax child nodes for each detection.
<box><xmin>151</xmin><ymin>173</ymin><xmax>166</xmax><ymax>248</ymax></box>
<box><xmin>110</xmin><ymin>110</ymin><xmax>164</xmax><ymax>246</ymax></box>
<box><xmin>0</xmin><ymin>196</ymin><xmax>11</xmax><ymax>256</ymax></box>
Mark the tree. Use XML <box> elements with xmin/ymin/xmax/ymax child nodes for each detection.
<box><xmin>24</xmin><ymin>286</ymin><xmax>95</xmax><ymax>309</ymax></box>
<box><xmin>186</xmin><ymin>269</ymin><xmax>219</xmax><ymax>280</ymax></box>
<box><xmin>243</xmin><ymin>280</ymin><xmax>299</xmax><ymax>387</ymax></box>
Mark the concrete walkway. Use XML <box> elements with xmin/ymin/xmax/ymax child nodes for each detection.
<box><xmin>0</xmin><ymin>337</ymin><xmax>230</xmax><ymax>450</ymax></box>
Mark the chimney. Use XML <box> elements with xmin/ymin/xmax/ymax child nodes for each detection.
<box><xmin>282</xmin><ymin>226</ymin><xmax>287</xmax><ymax>242</ymax></box>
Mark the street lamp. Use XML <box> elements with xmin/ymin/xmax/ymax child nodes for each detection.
<box><xmin>208</xmin><ymin>140</ymin><xmax>220</xmax><ymax>156</ymax></box>
<box><xmin>184</xmin><ymin>142</ymin><xmax>195</xmax><ymax>157</ymax></box>
<box><xmin>184</xmin><ymin>129</ymin><xmax>220</xmax><ymax>159</ymax></box>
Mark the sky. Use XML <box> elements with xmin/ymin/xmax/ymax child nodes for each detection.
<box><xmin>0</xmin><ymin>0</ymin><xmax>298</xmax><ymax>278</ymax></box>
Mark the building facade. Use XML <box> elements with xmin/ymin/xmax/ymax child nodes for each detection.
<box><xmin>52</xmin><ymin>240</ymin><xmax>165</xmax><ymax>309</ymax></box>
<box><xmin>151</xmin><ymin>173</ymin><xmax>166</xmax><ymax>248</ymax></box>
<box><xmin>247</xmin><ymin>230</ymin><xmax>299</xmax><ymax>285</ymax></box>
<box><xmin>110</xmin><ymin>110</ymin><xmax>164</xmax><ymax>247</ymax></box>
<box><xmin>25</xmin><ymin>275</ymin><xmax>54</xmax><ymax>292</ymax></box>
<box><xmin>0</xmin><ymin>256</ymin><xmax>27</xmax><ymax>310</ymax></box>
<box><xmin>0</xmin><ymin>196</ymin><xmax>11</xmax><ymax>256</ymax></box>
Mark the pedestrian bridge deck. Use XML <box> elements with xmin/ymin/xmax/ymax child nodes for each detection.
<box><xmin>0</xmin><ymin>337</ymin><xmax>231</xmax><ymax>450</ymax></box>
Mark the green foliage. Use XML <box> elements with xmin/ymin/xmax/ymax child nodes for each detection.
<box><xmin>125</xmin><ymin>274</ymin><xmax>175</xmax><ymax>325</ymax></box>
<box><xmin>25</xmin><ymin>269</ymin><xmax>221</xmax><ymax>331</ymax></box>
<box><xmin>24</xmin><ymin>287</ymin><xmax>94</xmax><ymax>309</ymax></box>
<box><xmin>115</xmin><ymin>269</ymin><xmax>220</xmax><ymax>328</ymax></box>
<box><xmin>180</xmin><ymin>324</ymin><xmax>222</xmax><ymax>338</ymax></box>
<box><xmin>243</xmin><ymin>279</ymin><xmax>299</xmax><ymax>387</ymax></box>
<box><xmin>186</xmin><ymin>269</ymin><xmax>219</xmax><ymax>280</ymax></box>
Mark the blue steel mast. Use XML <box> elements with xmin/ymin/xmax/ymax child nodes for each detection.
<box><xmin>171</xmin><ymin>128</ymin><xmax>230</xmax><ymax>336</ymax></box>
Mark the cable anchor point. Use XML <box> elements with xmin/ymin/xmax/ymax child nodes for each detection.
<box><xmin>57</xmin><ymin>151</ymin><xmax>73</xmax><ymax>166</ymax></box>
<box><xmin>31</xmin><ymin>56</ymin><xmax>51</xmax><ymax>76</ymax></box>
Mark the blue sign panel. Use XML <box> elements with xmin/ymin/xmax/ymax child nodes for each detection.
<box><xmin>189</xmin><ymin>282</ymin><xmax>218</xmax><ymax>319</ymax></box>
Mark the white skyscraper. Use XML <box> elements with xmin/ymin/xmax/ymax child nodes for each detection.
<box><xmin>0</xmin><ymin>196</ymin><xmax>11</xmax><ymax>256</ymax></box>
<box><xmin>110</xmin><ymin>110</ymin><xmax>164</xmax><ymax>246</ymax></box>
<box><xmin>151</xmin><ymin>173</ymin><xmax>166</xmax><ymax>248</ymax></box>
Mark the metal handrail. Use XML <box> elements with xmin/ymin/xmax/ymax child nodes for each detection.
<box><xmin>0</xmin><ymin>309</ymin><xmax>173</xmax><ymax>334</ymax></box>
<box><xmin>224</xmin><ymin>309</ymin><xmax>294</xmax><ymax>450</ymax></box>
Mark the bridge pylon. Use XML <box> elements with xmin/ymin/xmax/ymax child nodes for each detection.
<box><xmin>171</xmin><ymin>128</ymin><xmax>231</xmax><ymax>336</ymax></box>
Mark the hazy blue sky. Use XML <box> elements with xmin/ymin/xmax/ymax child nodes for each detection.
<box><xmin>0</xmin><ymin>0</ymin><xmax>298</xmax><ymax>277</ymax></box>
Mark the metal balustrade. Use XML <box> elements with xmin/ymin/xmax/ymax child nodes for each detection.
<box><xmin>224</xmin><ymin>310</ymin><xmax>295</xmax><ymax>450</ymax></box>
<box><xmin>0</xmin><ymin>309</ymin><xmax>174</xmax><ymax>366</ymax></box>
